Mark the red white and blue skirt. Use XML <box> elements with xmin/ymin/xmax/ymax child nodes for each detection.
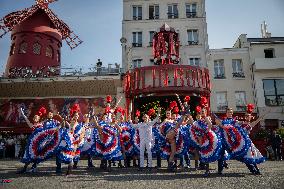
<box><xmin>92</xmin><ymin>122</ymin><xmax>123</xmax><ymax>160</ymax></box>
<box><xmin>159</xmin><ymin>122</ymin><xmax>189</xmax><ymax>159</ymax></box>
<box><xmin>237</xmin><ymin>124</ymin><xmax>265</xmax><ymax>164</ymax></box>
<box><xmin>22</xmin><ymin>126</ymin><xmax>61</xmax><ymax>164</ymax></box>
<box><xmin>57</xmin><ymin>131</ymin><xmax>80</xmax><ymax>164</ymax></box>
<box><xmin>81</xmin><ymin>127</ymin><xmax>94</xmax><ymax>155</ymax></box>
<box><xmin>220</xmin><ymin>124</ymin><xmax>251</xmax><ymax>158</ymax></box>
<box><xmin>188</xmin><ymin>121</ymin><xmax>222</xmax><ymax>163</ymax></box>
<box><xmin>119</xmin><ymin>122</ymin><xmax>135</xmax><ymax>157</ymax></box>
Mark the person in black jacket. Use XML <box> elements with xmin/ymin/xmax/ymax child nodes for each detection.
<box><xmin>270</xmin><ymin>130</ymin><xmax>282</xmax><ymax>161</ymax></box>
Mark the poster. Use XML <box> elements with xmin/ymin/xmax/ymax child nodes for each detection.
<box><xmin>0</xmin><ymin>97</ymin><xmax>117</xmax><ymax>133</ymax></box>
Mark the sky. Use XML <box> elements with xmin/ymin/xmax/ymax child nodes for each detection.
<box><xmin>0</xmin><ymin>0</ymin><xmax>284</xmax><ymax>75</ymax></box>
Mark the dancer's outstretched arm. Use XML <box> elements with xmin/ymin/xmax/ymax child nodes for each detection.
<box><xmin>251</xmin><ymin>109</ymin><xmax>271</xmax><ymax>128</ymax></box>
<box><xmin>20</xmin><ymin>108</ymin><xmax>33</xmax><ymax>128</ymax></box>
<box><xmin>204</xmin><ymin>116</ymin><xmax>213</xmax><ymax>130</ymax></box>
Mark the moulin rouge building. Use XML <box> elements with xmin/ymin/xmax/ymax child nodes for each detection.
<box><xmin>122</xmin><ymin>0</ymin><xmax>210</xmax><ymax>116</ymax></box>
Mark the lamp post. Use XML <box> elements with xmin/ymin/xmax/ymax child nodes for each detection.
<box><xmin>120</xmin><ymin>37</ymin><xmax>132</xmax><ymax>73</ymax></box>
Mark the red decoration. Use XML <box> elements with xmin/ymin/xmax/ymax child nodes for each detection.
<box><xmin>246</xmin><ymin>104</ymin><xmax>254</xmax><ymax>114</ymax></box>
<box><xmin>121</xmin><ymin>109</ymin><xmax>125</xmax><ymax>116</ymax></box>
<box><xmin>147</xmin><ymin>108</ymin><xmax>155</xmax><ymax>117</ymax></box>
<box><xmin>184</xmin><ymin>96</ymin><xmax>190</xmax><ymax>102</ymax></box>
<box><xmin>70</xmin><ymin>104</ymin><xmax>80</xmax><ymax>117</ymax></box>
<box><xmin>153</xmin><ymin>24</ymin><xmax>180</xmax><ymax>65</ymax></box>
<box><xmin>105</xmin><ymin>106</ymin><xmax>111</xmax><ymax>114</ymax></box>
<box><xmin>37</xmin><ymin>106</ymin><xmax>47</xmax><ymax>117</ymax></box>
<box><xmin>195</xmin><ymin>106</ymin><xmax>202</xmax><ymax>113</ymax></box>
<box><xmin>173</xmin><ymin>106</ymin><xmax>179</xmax><ymax>114</ymax></box>
<box><xmin>106</xmin><ymin>95</ymin><xmax>112</xmax><ymax>103</ymax></box>
<box><xmin>135</xmin><ymin>110</ymin><xmax>140</xmax><ymax>117</ymax></box>
<box><xmin>169</xmin><ymin>101</ymin><xmax>178</xmax><ymax>109</ymax></box>
<box><xmin>200</xmin><ymin>97</ymin><xmax>208</xmax><ymax>106</ymax></box>
<box><xmin>114</xmin><ymin>107</ymin><xmax>124</xmax><ymax>115</ymax></box>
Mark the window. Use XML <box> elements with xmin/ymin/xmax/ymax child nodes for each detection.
<box><xmin>45</xmin><ymin>45</ymin><xmax>53</xmax><ymax>58</ymax></box>
<box><xmin>186</xmin><ymin>3</ymin><xmax>197</xmax><ymax>18</ymax></box>
<box><xmin>133</xmin><ymin>6</ymin><xmax>142</xmax><ymax>20</ymax></box>
<box><xmin>149</xmin><ymin>31</ymin><xmax>155</xmax><ymax>46</ymax></box>
<box><xmin>264</xmin><ymin>48</ymin><xmax>274</xmax><ymax>58</ymax></box>
<box><xmin>235</xmin><ymin>91</ymin><xmax>246</xmax><ymax>111</ymax></box>
<box><xmin>18</xmin><ymin>41</ymin><xmax>27</xmax><ymax>54</ymax></box>
<box><xmin>132</xmin><ymin>32</ymin><xmax>142</xmax><ymax>47</ymax></box>
<box><xmin>10</xmin><ymin>43</ymin><xmax>15</xmax><ymax>56</ymax></box>
<box><xmin>263</xmin><ymin>79</ymin><xmax>284</xmax><ymax>106</ymax></box>
<box><xmin>216</xmin><ymin>92</ymin><xmax>228</xmax><ymax>111</ymax></box>
<box><xmin>187</xmin><ymin>30</ymin><xmax>198</xmax><ymax>45</ymax></box>
<box><xmin>33</xmin><ymin>42</ymin><xmax>41</xmax><ymax>55</ymax></box>
<box><xmin>149</xmin><ymin>5</ymin><xmax>159</xmax><ymax>19</ymax></box>
<box><xmin>168</xmin><ymin>4</ymin><xmax>178</xmax><ymax>19</ymax></box>
<box><xmin>189</xmin><ymin>58</ymin><xmax>200</xmax><ymax>66</ymax></box>
<box><xmin>132</xmin><ymin>59</ymin><xmax>142</xmax><ymax>69</ymax></box>
<box><xmin>214</xmin><ymin>59</ymin><xmax>225</xmax><ymax>79</ymax></box>
<box><xmin>232</xmin><ymin>59</ymin><xmax>245</xmax><ymax>78</ymax></box>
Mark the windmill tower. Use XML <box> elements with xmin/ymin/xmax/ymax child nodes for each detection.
<box><xmin>0</xmin><ymin>0</ymin><xmax>82</xmax><ymax>78</ymax></box>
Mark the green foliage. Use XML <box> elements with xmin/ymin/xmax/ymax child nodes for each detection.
<box><xmin>276</xmin><ymin>128</ymin><xmax>284</xmax><ymax>139</ymax></box>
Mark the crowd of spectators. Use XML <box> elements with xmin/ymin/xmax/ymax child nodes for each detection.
<box><xmin>0</xmin><ymin>134</ymin><xmax>28</xmax><ymax>159</ymax></box>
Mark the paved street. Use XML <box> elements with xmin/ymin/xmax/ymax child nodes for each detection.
<box><xmin>0</xmin><ymin>159</ymin><xmax>283</xmax><ymax>189</ymax></box>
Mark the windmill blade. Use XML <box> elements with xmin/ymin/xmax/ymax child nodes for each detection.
<box><xmin>0</xmin><ymin>6</ymin><xmax>39</xmax><ymax>38</ymax></box>
<box><xmin>0</xmin><ymin>19</ymin><xmax>10</xmax><ymax>38</ymax></box>
<box><xmin>65</xmin><ymin>31</ymin><xmax>83</xmax><ymax>49</ymax></box>
<box><xmin>44</xmin><ymin>8</ymin><xmax>83</xmax><ymax>49</ymax></box>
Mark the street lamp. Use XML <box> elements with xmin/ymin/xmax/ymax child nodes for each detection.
<box><xmin>120</xmin><ymin>37</ymin><xmax>132</xmax><ymax>73</ymax></box>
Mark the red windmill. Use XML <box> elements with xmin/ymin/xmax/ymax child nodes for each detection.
<box><xmin>0</xmin><ymin>0</ymin><xmax>83</xmax><ymax>78</ymax></box>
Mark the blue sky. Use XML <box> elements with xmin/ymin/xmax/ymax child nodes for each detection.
<box><xmin>0</xmin><ymin>0</ymin><xmax>284</xmax><ymax>75</ymax></box>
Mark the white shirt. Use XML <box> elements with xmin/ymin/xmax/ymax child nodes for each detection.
<box><xmin>132</xmin><ymin>117</ymin><xmax>159</xmax><ymax>142</ymax></box>
<box><xmin>6</xmin><ymin>138</ymin><xmax>14</xmax><ymax>145</ymax></box>
<box><xmin>0</xmin><ymin>142</ymin><xmax>4</xmax><ymax>150</ymax></box>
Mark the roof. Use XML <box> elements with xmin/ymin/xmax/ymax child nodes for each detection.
<box><xmin>3</xmin><ymin>4</ymin><xmax>71</xmax><ymax>39</ymax></box>
<box><xmin>247</xmin><ymin>37</ymin><xmax>284</xmax><ymax>44</ymax></box>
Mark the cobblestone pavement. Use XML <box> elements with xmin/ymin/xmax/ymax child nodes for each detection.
<box><xmin>0</xmin><ymin>159</ymin><xmax>283</xmax><ymax>189</ymax></box>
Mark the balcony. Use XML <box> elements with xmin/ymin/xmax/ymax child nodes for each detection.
<box><xmin>265</xmin><ymin>95</ymin><xmax>284</xmax><ymax>106</ymax></box>
<box><xmin>3</xmin><ymin>64</ymin><xmax>122</xmax><ymax>79</ymax></box>
<box><xmin>186</xmin><ymin>12</ymin><xmax>197</xmax><ymax>18</ymax></box>
<box><xmin>132</xmin><ymin>43</ymin><xmax>142</xmax><ymax>47</ymax></box>
<box><xmin>149</xmin><ymin>15</ymin><xmax>159</xmax><ymax>20</ymax></box>
<box><xmin>124</xmin><ymin>65</ymin><xmax>211</xmax><ymax>98</ymax></box>
<box><xmin>236</xmin><ymin>105</ymin><xmax>247</xmax><ymax>112</ymax></box>
<box><xmin>217</xmin><ymin>103</ymin><xmax>228</xmax><ymax>112</ymax></box>
<box><xmin>254</xmin><ymin>57</ymin><xmax>284</xmax><ymax>70</ymax></box>
<box><xmin>214</xmin><ymin>74</ymin><xmax>226</xmax><ymax>79</ymax></box>
<box><xmin>167</xmin><ymin>13</ymin><xmax>179</xmax><ymax>19</ymax></box>
<box><xmin>132</xmin><ymin>16</ymin><xmax>142</xmax><ymax>20</ymax></box>
<box><xmin>188</xmin><ymin>41</ymin><xmax>199</xmax><ymax>45</ymax></box>
<box><xmin>232</xmin><ymin>72</ymin><xmax>245</xmax><ymax>78</ymax></box>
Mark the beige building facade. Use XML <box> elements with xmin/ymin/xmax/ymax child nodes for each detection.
<box><xmin>208</xmin><ymin>48</ymin><xmax>253</xmax><ymax>113</ymax></box>
<box><xmin>121</xmin><ymin>0</ymin><xmax>209</xmax><ymax>72</ymax></box>
<box><xmin>209</xmin><ymin>28</ymin><xmax>284</xmax><ymax>128</ymax></box>
<box><xmin>234</xmin><ymin>34</ymin><xmax>284</xmax><ymax>129</ymax></box>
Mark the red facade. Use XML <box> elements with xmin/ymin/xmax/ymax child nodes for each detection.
<box><xmin>5</xmin><ymin>9</ymin><xmax>62</xmax><ymax>78</ymax></box>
